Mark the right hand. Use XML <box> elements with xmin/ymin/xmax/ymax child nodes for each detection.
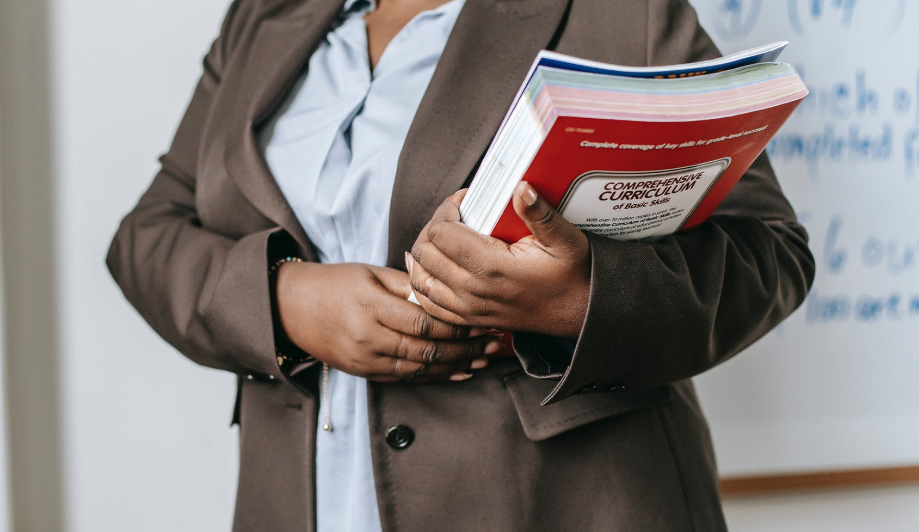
<box><xmin>274</xmin><ymin>261</ymin><xmax>503</xmax><ymax>383</ymax></box>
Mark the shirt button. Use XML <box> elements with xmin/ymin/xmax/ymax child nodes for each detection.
<box><xmin>385</xmin><ymin>425</ymin><xmax>414</xmax><ymax>450</ymax></box>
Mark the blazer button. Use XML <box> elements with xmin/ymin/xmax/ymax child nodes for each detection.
<box><xmin>575</xmin><ymin>384</ymin><xmax>598</xmax><ymax>395</ymax></box>
<box><xmin>604</xmin><ymin>384</ymin><xmax>627</xmax><ymax>393</ymax></box>
<box><xmin>385</xmin><ymin>425</ymin><xmax>414</xmax><ymax>450</ymax></box>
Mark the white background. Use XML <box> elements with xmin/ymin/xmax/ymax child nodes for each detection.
<box><xmin>0</xmin><ymin>0</ymin><xmax>917</xmax><ymax>531</ymax></box>
<box><xmin>51</xmin><ymin>2</ymin><xmax>240</xmax><ymax>530</ymax></box>
<box><xmin>2</xmin><ymin>0</ymin><xmax>237</xmax><ymax>531</ymax></box>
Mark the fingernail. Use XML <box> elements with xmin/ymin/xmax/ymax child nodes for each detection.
<box><xmin>470</xmin><ymin>358</ymin><xmax>489</xmax><ymax>370</ymax></box>
<box><xmin>484</xmin><ymin>341</ymin><xmax>503</xmax><ymax>355</ymax></box>
<box><xmin>450</xmin><ymin>372</ymin><xmax>474</xmax><ymax>382</ymax></box>
<box><xmin>404</xmin><ymin>252</ymin><xmax>413</xmax><ymax>274</ymax></box>
<box><xmin>522</xmin><ymin>182</ymin><xmax>539</xmax><ymax>206</ymax></box>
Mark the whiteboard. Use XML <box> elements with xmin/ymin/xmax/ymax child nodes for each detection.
<box><xmin>688</xmin><ymin>0</ymin><xmax>919</xmax><ymax>477</ymax></box>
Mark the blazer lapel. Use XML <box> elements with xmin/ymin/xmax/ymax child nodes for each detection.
<box><xmin>223</xmin><ymin>0</ymin><xmax>570</xmax><ymax>261</ymax></box>
<box><xmin>385</xmin><ymin>0</ymin><xmax>571</xmax><ymax>268</ymax></box>
<box><xmin>225</xmin><ymin>0</ymin><xmax>345</xmax><ymax>253</ymax></box>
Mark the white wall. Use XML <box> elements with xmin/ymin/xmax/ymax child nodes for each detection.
<box><xmin>49</xmin><ymin>1</ymin><xmax>238</xmax><ymax>531</ymax></box>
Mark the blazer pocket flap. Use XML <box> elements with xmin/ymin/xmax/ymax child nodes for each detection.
<box><xmin>503</xmin><ymin>373</ymin><xmax>673</xmax><ymax>441</ymax></box>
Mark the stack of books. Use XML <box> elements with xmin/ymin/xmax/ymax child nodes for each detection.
<box><xmin>459</xmin><ymin>42</ymin><xmax>808</xmax><ymax>243</ymax></box>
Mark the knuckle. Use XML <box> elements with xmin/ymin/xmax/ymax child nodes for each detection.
<box><xmin>359</xmin><ymin>297</ymin><xmax>383</xmax><ymax>324</ymax></box>
<box><xmin>437</xmin><ymin>308</ymin><xmax>470</xmax><ymax>327</ymax></box>
<box><xmin>394</xmin><ymin>334</ymin><xmax>412</xmax><ymax>359</ymax></box>
<box><xmin>410</xmin><ymin>272</ymin><xmax>428</xmax><ymax>297</ymax></box>
<box><xmin>448</xmin><ymin>323</ymin><xmax>468</xmax><ymax>340</ymax></box>
<box><xmin>426</xmin><ymin>222</ymin><xmax>441</xmax><ymax>242</ymax></box>
<box><xmin>462</xmin><ymin>276</ymin><xmax>493</xmax><ymax>301</ymax></box>
<box><xmin>411</xmin><ymin>364</ymin><xmax>428</xmax><ymax>380</ymax></box>
<box><xmin>535</xmin><ymin>205</ymin><xmax>558</xmax><ymax>228</ymax></box>
<box><xmin>413</xmin><ymin>223</ymin><xmax>430</xmax><ymax>245</ymax></box>
<box><xmin>477</xmin><ymin>262</ymin><xmax>496</xmax><ymax>279</ymax></box>
<box><xmin>469</xmin><ymin>297</ymin><xmax>492</xmax><ymax>318</ymax></box>
<box><xmin>463</xmin><ymin>256</ymin><xmax>490</xmax><ymax>278</ymax></box>
<box><xmin>420</xmin><ymin>341</ymin><xmax>442</xmax><ymax>363</ymax></box>
<box><xmin>412</xmin><ymin>312</ymin><xmax>432</xmax><ymax>338</ymax></box>
<box><xmin>393</xmin><ymin>358</ymin><xmax>415</xmax><ymax>379</ymax></box>
<box><xmin>426</xmin><ymin>222</ymin><xmax>441</xmax><ymax>240</ymax></box>
<box><xmin>459</xmin><ymin>273</ymin><xmax>476</xmax><ymax>294</ymax></box>
<box><xmin>467</xmin><ymin>256</ymin><xmax>503</xmax><ymax>284</ymax></box>
<box><xmin>496</xmin><ymin>284</ymin><xmax>523</xmax><ymax>305</ymax></box>
<box><xmin>466</xmin><ymin>341</ymin><xmax>481</xmax><ymax>359</ymax></box>
<box><xmin>458</xmin><ymin>269</ymin><xmax>482</xmax><ymax>292</ymax></box>
<box><xmin>354</xmin><ymin>330</ymin><xmax>375</xmax><ymax>349</ymax></box>
<box><xmin>411</xmin><ymin>242</ymin><xmax>426</xmax><ymax>263</ymax></box>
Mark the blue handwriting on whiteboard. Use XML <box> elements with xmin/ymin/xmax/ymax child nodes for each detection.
<box><xmin>822</xmin><ymin>216</ymin><xmax>918</xmax><ymax>276</ymax></box>
<box><xmin>766</xmin><ymin>68</ymin><xmax>919</xmax><ymax>178</ymax></box>
<box><xmin>712</xmin><ymin>0</ymin><xmax>763</xmax><ymax>41</ymax></box>
<box><xmin>787</xmin><ymin>0</ymin><xmax>905</xmax><ymax>36</ymax></box>
<box><xmin>806</xmin><ymin>290</ymin><xmax>919</xmax><ymax>324</ymax></box>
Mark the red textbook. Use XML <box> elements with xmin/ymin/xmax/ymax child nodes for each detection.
<box><xmin>409</xmin><ymin>44</ymin><xmax>808</xmax><ymax>323</ymax></box>
<box><xmin>489</xmin><ymin>109</ymin><xmax>797</xmax><ymax>243</ymax></box>
<box><xmin>457</xmin><ymin>43</ymin><xmax>808</xmax><ymax>244</ymax></box>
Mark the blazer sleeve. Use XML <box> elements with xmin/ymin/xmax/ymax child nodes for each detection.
<box><xmin>514</xmin><ymin>0</ymin><xmax>816</xmax><ymax>405</ymax></box>
<box><xmin>105</xmin><ymin>0</ymin><xmax>295</xmax><ymax>381</ymax></box>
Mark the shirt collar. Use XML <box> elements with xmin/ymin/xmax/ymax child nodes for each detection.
<box><xmin>343</xmin><ymin>0</ymin><xmax>373</xmax><ymax>13</ymax></box>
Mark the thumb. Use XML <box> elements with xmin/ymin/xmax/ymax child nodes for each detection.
<box><xmin>512</xmin><ymin>181</ymin><xmax>583</xmax><ymax>251</ymax></box>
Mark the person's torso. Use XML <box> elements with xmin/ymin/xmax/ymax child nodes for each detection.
<box><xmin>179</xmin><ymin>1</ymin><xmax>725</xmax><ymax>529</ymax></box>
<box><xmin>256</xmin><ymin>2</ymin><xmax>466</xmax><ymax>531</ymax></box>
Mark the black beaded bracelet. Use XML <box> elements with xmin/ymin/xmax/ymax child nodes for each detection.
<box><xmin>269</xmin><ymin>256</ymin><xmax>304</xmax><ymax>277</ymax></box>
<box><xmin>275</xmin><ymin>351</ymin><xmax>317</xmax><ymax>367</ymax></box>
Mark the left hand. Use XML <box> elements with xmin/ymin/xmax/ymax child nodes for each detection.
<box><xmin>407</xmin><ymin>182</ymin><xmax>591</xmax><ymax>339</ymax></box>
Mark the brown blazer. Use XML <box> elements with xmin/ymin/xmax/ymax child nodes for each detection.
<box><xmin>106</xmin><ymin>0</ymin><xmax>816</xmax><ymax>530</ymax></box>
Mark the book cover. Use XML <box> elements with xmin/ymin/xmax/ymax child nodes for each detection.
<box><xmin>488</xmin><ymin>102</ymin><xmax>801</xmax><ymax>243</ymax></box>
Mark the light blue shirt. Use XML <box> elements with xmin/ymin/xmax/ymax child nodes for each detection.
<box><xmin>258</xmin><ymin>0</ymin><xmax>465</xmax><ymax>530</ymax></box>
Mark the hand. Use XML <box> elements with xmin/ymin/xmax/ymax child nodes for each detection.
<box><xmin>407</xmin><ymin>182</ymin><xmax>591</xmax><ymax>339</ymax></box>
<box><xmin>275</xmin><ymin>262</ymin><xmax>503</xmax><ymax>382</ymax></box>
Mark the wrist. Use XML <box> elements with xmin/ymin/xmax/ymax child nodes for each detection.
<box><xmin>548</xmin><ymin>256</ymin><xmax>591</xmax><ymax>340</ymax></box>
<box><xmin>271</xmin><ymin>258</ymin><xmax>317</xmax><ymax>366</ymax></box>
<box><xmin>562</xmin><ymin>273</ymin><xmax>590</xmax><ymax>339</ymax></box>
